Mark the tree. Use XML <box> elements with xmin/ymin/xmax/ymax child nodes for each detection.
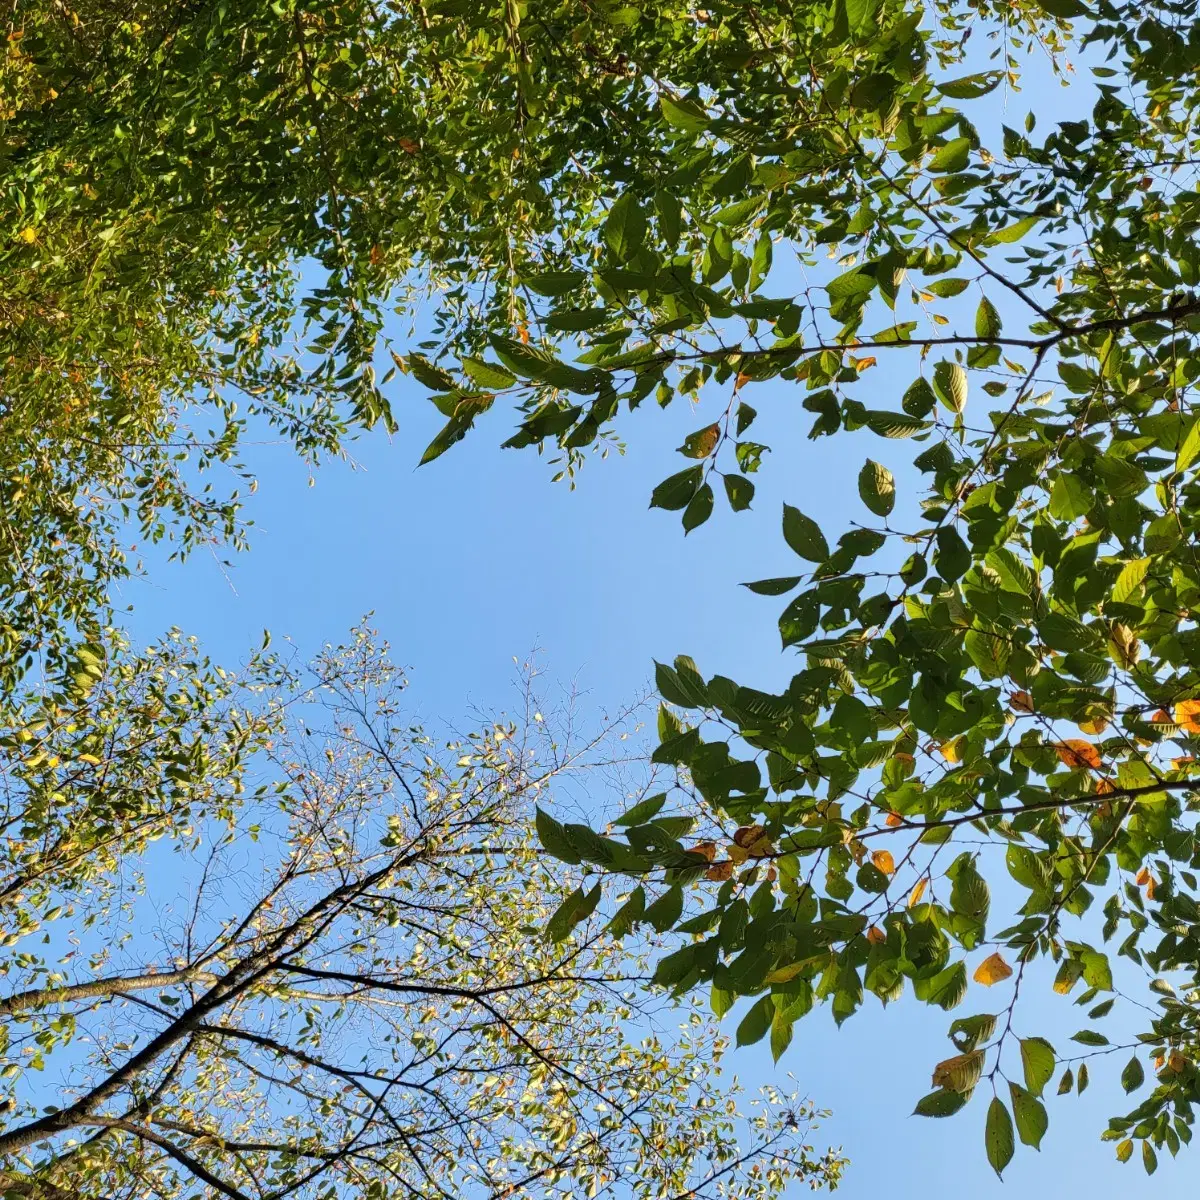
<box><xmin>8</xmin><ymin>0</ymin><xmax>1200</xmax><ymax>1179</ymax></box>
<box><xmin>0</xmin><ymin>625</ymin><xmax>843</xmax><ymax>1198</ymax></box>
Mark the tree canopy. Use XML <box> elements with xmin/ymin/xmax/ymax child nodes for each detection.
<box><xmin>5</xmin><ymin>0</ymin><xmax>1200</xmax><ymax>1184</ymax></box>
<box><xmin>0</xmin><ymin>626</ymin><xmax>841</xmax><ymax>1198</ymax></box>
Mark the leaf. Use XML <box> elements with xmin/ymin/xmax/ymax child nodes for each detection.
<box><xmin>724</xmin><ymin>474</ymin><xmax>755</xmax><ymax>512</ymax></box>
<box><xmin>1037</xmin><ymin>0</ymin><xmax>1090</xmax><ymax>15</ymax></box>
<box><xmin>1048</xmin><ymin>473</ymin><xmax>1092</xmax><ymax>520</ymax></box>
<box><xmin>404</xmin><ymin>354</ymin><xmax>457</xmax><ymax>391</ymax></box>
<box><xmin>660</xmin><ymin>94</ymin><xmax>709</xmax><ymax>133</ymax></box>
<box><xmin>1176</xmin><ymin>419</ymin><xmax>1200</xmax><ymax>474</ymax></box>
<box><xmin>857</xmin><ymin>459</ymin><xmax>895</xmax><ymax>517</ymax></box>
<box><xmin>1116</xmin><ymin>1138</ymin><xmax>1133</xmax><ymax>1163</ymax></box>
<box><xmin>782</xmin><ymin>504</ymin><xmax>829</xmax><ymax>561</ymax></box>
<box><xmin>931</xmin><ymin>1050</ymin><xmax>984</xmax><ymax>1091</ymax></box>
<box><xmin>615</xmin><ymin>794</ymin><xmax>667</xmax><ymax>826</ymax></box>
<box><xmin>975</xmin><ymin>297</ymin><xmax>1002</xmax><ymax>339</ymax></box>
<box><xmin>1174</xmin><ymin>699</ymin><xmax>1200</xmax><ymax>734</ymax></box>
<box><xmin>535</xmin><ymin>807</ymin><xmax>581</xmax><ymax>864</ymax></box>
<box><xmin>643</xmin><ymin>886</ymin><xmax>684</xmax><ymax>932</ymax></box>
<box><xmin>650</xmin><ymin>467</ymin><xmax>702</xmax><ymax>511</ymax></box>
<box><xmin>679</xmin><ymin>423</ymin><xmax>721</xmax><ymax>459</ymax></box>
<box><xmin>1053</xmin><ymin>739</ymin><xmax>1102</xmax><ymax>770</ymax></box>
<box><xmin>546</xmin><ymin>883</ymin><xmax>601</xmax><ymax>943</ymax></box>
<box><xmin>1070</xmin><ymin>1030</ymin><xmax>1108</xmax><ymax>1046</ymax></box>
<box><xmin>930</xmin><ymin>138</ymin><xmax>971</xmax><ymax>173</ymax></box>
<box><xmin>1008</xmin><ymin>1082</ymin><xmax>1048</xmax><ymax>1149</ymax></box>
<box><xmin>604</xmin><ymin>192</ymin><xmax>646</xmax><ymax>262</ymax></box>
<box><xmin>682</xmin><ymin>483</ymin><xmax>714</xmax><ymax>533</ymax></box>
<box><xmin>845</xmin><ymin>0</ymin><xmax>881</xmax><ymax>32</ymax></box>
<box><xmin>913</xmin><ymin>1088</ymin><xmax>970</xmax><ymax>1118</ymax></box>
<box><xmin>1143</xmin><ymin>1139</ymin><xmax>1158</xmax><ymax>1175</ymax></box>
<box><xmin>933</xmin><ymin>360</ymin><xmax>967</xmax><ymax>413</ymax></box>
<box><xmin>742</xmin><ymin>577</ymin><xmax>801</xmax><ymax>595</ymax></box>
<box><xmin>525</xmin><ymin>271</ymin><xmax>586</xmax><ymax>297</ymax></box>
<box><xmin>985</xmin><ymin>1096</ymin><xmax>1014</xmax><ymax>1178</ymax></box>
<box><xmin>1112</xmin><ymin>557</ymin><xmax>1150</xmax><ymax>604</ymax></box>
<box><xmin>870</xmin><ymin>849</ymin><xmax>895</xmax><ymax>875</ymax></box>
<box><xmin>607</xmin><ymin>886</ymin><xmax>646</xmax><ymax>939</ymax></box>
<box><xmin>973</xmin><ymin>953</ymin><xmax>1013</xmax><ymax>986</ymax></box>
<box><xmin>938</xmin><ymin>72</ymin><xmax>1003</xmax><ymax>99</ymax></box>
<box><xmin>461</xmin><ymin>357</ymin><xmax>517</xmax><ymax>389</ymax></box>
<box><xmin>1121</xmin><ymin>1054</ymin><xmax>1145</xmax><ymax>1093</ymax></box>
<box><xmin>1020</xmin><ymin>1038</ymin><xmax>1056</xmax><ymax>1097</ymax></box>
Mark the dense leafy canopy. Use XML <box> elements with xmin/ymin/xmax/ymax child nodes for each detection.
<box><xmin>5</xmin><ymin>0</ymin><xmax>1200</xmax><ymax>1184</ymax></box>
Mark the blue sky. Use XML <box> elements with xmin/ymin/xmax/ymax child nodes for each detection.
<box><xmin>115</xmin><ymin>40</ymin><xmax>1195</xmax><ymax>1200</ymax></box>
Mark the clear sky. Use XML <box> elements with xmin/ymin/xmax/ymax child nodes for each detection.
<box><xmin>116</xmin><ymin>39</ymin><xmax>1195</xmax><ymax>1200</ymax></box>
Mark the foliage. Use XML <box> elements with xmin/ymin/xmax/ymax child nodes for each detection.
<box><xmin>0</xmin><ymin>627</ymin><xmax>843</xmax><ymax>1198</ymax></box>
<box><xmin>8</xmin><ymin>0</ymin><xmax>1200</xmax><ymax>1181</ymax></box>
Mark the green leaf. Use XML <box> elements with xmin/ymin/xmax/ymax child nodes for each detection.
<box><xmin>643</xmin><ymin>886</ymin><xmax>684</xmax><ymax>932</ymax></box>
<box><xmin>650</xmin><ymin>467</ymin><xmax>702</xmax><ymax>511</ymax></box>
<box><xmin>660</xmin><ymin>94</ymin><xmax>710</xmax><ymax>133</ymax></box>
<box><xmin>525</xmin><ymin>271</ymin><xmax>586</xmax><ymax>297</ymax></box>
<box><xmin>615</xmin><ymin>794</ymin><xmax>667</xmax><ymax>826</ymax></box>
<box><xmin>844</xmin><ymin>0</ymin><xmax>881</xmax><ymax>31</ymax></box>
<box><xmin>736</xmin><ymin>994</ymin><xmax>774</xmax><ymax>1046</ymax></box>
<box><xmin>607</xmin><ymin>886</ymin><xmax>646</xmax><ymax>939</ymax></box>
<box><xmin>770</xmin><ymin>1007</ymin><xmax>794</xmax><ymax>1062</ymax></box>
<box><xmin>782</xmin><ymin>505</ymin><xmax>829</xmax><ymax>561</ymax></box>
<box><xmin>857</xmin><ymin>459</ymin><xmax>895</xmax><ymax>517</ymax></box>
<box><xmin>938</xmin><ymin>72</ymin><xmax>1003</xmax><ymax>99</ymax></box>
<box><xmin>605</xmin><ymin>192</ymin><xmax>647</xmax><ymax>262</ymax></box>
<box><xmin>724</xmin><ymin>474</ymin><xmax>755</xmax><ymax>512</ymax></box>
<box><xmin>933</xmin><ymin>360</ymin><xmax>967</xmax><ymax>413</ymax></box>
<box><xmin>535</xmin><ymin>807</ymin><xmax>582</xmax><ymax>864</ymax></box>
<box><xmin>1121</xmin><ymin>1054</ymin><xmax>1145</xmax><ymax>1093</ymax></box>
<box><xmin>461</xmin><ymin>357</ymin><xmax>517</xmax><ymax>389</ymax></box>
<box><xmin>913</xmin><ymin>1088</ymin><xmax>970</xmax><ymax>1117</ymax></box>
<box><xmin>1037</xmin><ymin>0</ymin><xmax>1090</xmax><ymax>16</ymax></box>
<box><xmin>1112</xmin><ymin>557</ymin><xmax>1150</xmax><ymax>604</ymax></box>
<box><xmin>1143</xmin><ymin>1139</ymin><xmax>1157</xmax><ymax>1175</ymax></box>
<box><xmin>682</xmin><ymin>483</ymin><xmax>715</xmax><ymax>533</ymax></box>
<box><xmin>935</xmin><ymin>527</ymin><xmax>971</xmax><ymax>581</ymax></box>
<box><xmin>1048</xmin><ymin>473</ymin><xmax>1092</xmax><ymax>520</ymax></box>
<box><xmin>742</xmin><ymin>577</ymin><xmax>801</xmax><ymax>595</ymax></box>
<box><xmin>1176</xmin><ymin>419</ymin><xmax>1200</xmax><ymax>474</ymax></box>
<box><xmin>930</xmin><ymin>138</ymin><xmax>971</xmax><ymax>173</ymax></box>
<box><xmin>546</xmin><ymin>883</ymin><xmax>601</xmax><ymax>943</ymax></box>
<box><xmin>1008</xmin><ymin>1082</ymin><xmax>1048</xmax><ymax>1149</ymax></box>
<box><xmin>1020</xmin><ymin>1037</ymin><xmax>1056</xmax><ymax>1098</ymax></box>
<box><xmin>975</xmin><ymin>297</ymin><xmax>1002</xmax><ymax>339</ymax></box>
<box><xmin>1070</xmin><ymin>1030</ymin><xmax>1108</xmax><ymax>1046</ymax></box>
<box><xmin>985</xmin><ymin>1096</ymin><xmax>1015</xmax><ymax>1178</ymax></box>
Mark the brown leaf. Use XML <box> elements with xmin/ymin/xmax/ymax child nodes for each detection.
<box><xmin>1009</xmin><ymin>690</ymin><xmax>1034</xmax><ymax>714</ymax></box>
<box><xmin>733</xmin><ymin>824</ymin><xmax>765</xmax><ymax>848</ymax></box>
<box><xmin>1168</xmin><ymin>1051</ymin><xmax>1189</xmax><ymax>1073</ymax></box>
<box><xmin>1054</xmin><ymin>739</ymin><xmax>1102</xmax><ymax>770</ymax></box>
<box><xmin>705</xmin><ymin>861</ymin><xmax>734</xmax><ymax>882</ymax></box>
<box><xmin>692</xmin><ymin>841</ymin><xmax>718</xmax><ymax>863</ymax></box>
<box><xmin>973</xmin><ymin>952</ymin><xmax>1013</xmax><ymax>986</ymax></box>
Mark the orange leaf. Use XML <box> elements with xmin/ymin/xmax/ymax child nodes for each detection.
<box><xmin>1094</xmin><ymin>777</ymin><xmax>1115</xmax><ymax>795</ymax></box>
<box><xmin>1135</xmin><ymin>867</ymin><xmax>1151</xmax><ymax>886</ymax></box>
<box><xmin>1009</xmin><ymin>690</ymin><xmax>1034</xmax><ymax>714</ymax></box>
<box><xmin>1146</xmin><ymin>875</ymin><xmax>1157</xmax><ymax>900</ymax></box>
<box><xmin>1054</xmin><ymin>739</ymin><xmax>1102</xmax><ymax>770</ymax></box>
<box><xmin>908</xmin><ymin>878</ymin><xmax>928</xmax><ymax>908</ymax></box>
<box><xmin>1175</xmin><ymin>699</ymin><xmax>1200</xmax><ymax>733</ymax></box>
<box><xmin>692</xmin><ymin>841</ymin><xmax>718</xmax><ymax>863</ymax></box>
<box><xmin>871</xmin><ymin>849</ymin><xmax>895</xmax><ymax>876</ymax></box>
<box><xmin>1172</xmin><ymin>755</ymin><xmax>1196</xmax><ymax>770</ymax></box>
<box><xmin>705</xmin><ymin>861</ymin><xmax>734</xmax><ymax>882</ymax></box>
<box><xmin>866</xmin><ymin>925</ymin><xmax>886</xmax><ymax>945</ymax></box>
<box><xmin>1150</xmin><ymin>708</ymin><xmax>1173</xmax><ymax>725</ymax></box>
<box><xmin>885</xmin><ymin>811</ymin><xmax>903</xmax><ymax>828</ymax></box>
<box><xmin>973</xmin><ymin>952</ymin><xmax>1013</xmax><ymax>986</ymax></box>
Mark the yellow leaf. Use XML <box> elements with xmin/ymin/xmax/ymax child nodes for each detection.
<box><xmin>726</xmin><ymin>843</ymin><xmax>749</xmax><ymax>865</ymax></box>
<box><xmin>1054</xmin><ymin>739</ymin><xmax>1102</xmax><ymax>770</ymax></box>
<box><xmin>1078</xmin><ymin>716</ymin><xmax>1108</xmax><ymax>735</ymax></box>
<box><xmin>871</xmin><ymin>849</ymin><xmax>895</xmax><ymax>875</ymax></box>
<box><xmin>931</xmin><ymin>1049</ymin><xmax>984</xmax><ymax>1092</ymax></box>
<box><xmin>1174</xmin><ymin>699</ymin><xmax>1200</xmax><ymax>734</ymax></box>
<box><xmin>973</xmin><ymin>952</ymin><xmax>1013</xmax><ymax>986</ymax></box>
<box><xmin>939</xmin><ymin>738</ymin><xmax>962</xmax><ymax>764</ymax></box>
<box><xmin>76</xmin><ymin>753</ymin><xmax>102</xmax><ymax>766</ymax></box>
<box><xmin>908</xmin><ymin>878</ymin><xmax>927</xmax><ymax>908</ymax></box>
<box><xmin>1168</xmin><ymin>1051</ymin><xmax>1189</xmax><ymax>1073</ymax></box>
